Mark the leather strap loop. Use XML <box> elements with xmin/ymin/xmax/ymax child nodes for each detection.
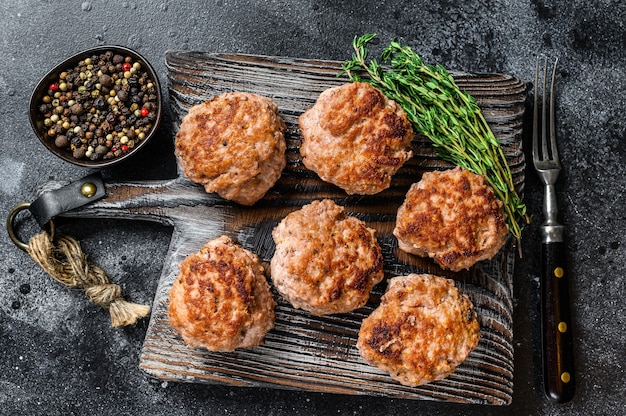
<box><xmin>28</xmin><ymin>172</ymin><xmax>106</xmax><ymax>228</ymax></box>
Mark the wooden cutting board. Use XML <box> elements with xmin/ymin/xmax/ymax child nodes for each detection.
<box><xmin>64</xmin><ymin>52</ymin><xmax>526</xmax><ymax>405</ymax></box>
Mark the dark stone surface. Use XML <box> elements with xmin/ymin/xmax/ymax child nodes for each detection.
<box><xmin>1</xmin><ymin>1</ymin><xmax>624</xmax><ymax>415</ymax></box>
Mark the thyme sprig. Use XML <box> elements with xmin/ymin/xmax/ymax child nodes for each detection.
<box><xmin>341</xmin><ymin>34</ymin><xmax>529</xmax><ymax>240</ymax></box>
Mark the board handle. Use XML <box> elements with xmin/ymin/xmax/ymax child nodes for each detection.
<box><xmin>48</xmin><ymin>177</ymin><xmax>222</xmax><ymax>224</ymax></box>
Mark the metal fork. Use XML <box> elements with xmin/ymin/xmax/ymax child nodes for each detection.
<box><xmin>533</xmin><ymin>57</ymin><xmax>575</xmax><ymax>403</ymax></box>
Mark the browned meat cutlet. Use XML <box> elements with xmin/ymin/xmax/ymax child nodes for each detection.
<box><xmin>270</xmin><ymin>199</ymin><xmax>384</xmax><ymax>316</ymax></box>
<box><xmin>393</xmin><ymin>167</ymin><xmax>509</xmax><ymax>271</ymax></box>
<box><xmin>357</xmin><ymin>273</ymin><xmax>480</xmax><ymax>387</ymax></box>
<box><xmin>168</xmin><ymin>235</ymin><xmax>275</xmax><ymax>352</ymax></box>
<box><xmin>175</xmin><ymin>92</ymin><xmax>286</xmax><ymax>205</ymax></box>
<box><xmin>299</xmin><ymin>82</ymin><xmax>413</xmax><ymax>195</ymax></box>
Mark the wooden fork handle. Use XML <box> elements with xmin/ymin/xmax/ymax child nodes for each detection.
<box><xmin>541</xmin><ymin>240</ymin><xmax>575</xmax><ymax>403</ymax></box>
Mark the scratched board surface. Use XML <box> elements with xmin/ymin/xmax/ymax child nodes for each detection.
<box><xmin>83</xmin><ymin>52</ymin><xmax>526</xmax><ymax>405</ymax></box>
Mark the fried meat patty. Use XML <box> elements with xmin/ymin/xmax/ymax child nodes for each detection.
<box><xmin>270</xmin><ymin>199</ymin><xmax>384</xmax><ymax>316</ymax></box>
<box><xmin>299</xmin><ymin>82</ymin><xmax>413</xmax><ymax>195</ymax></box>
<box><xmin>393</xmin><ymin>167</ymin><xmax>509</xmax><ymax>271</ymax></box>
<box><xmin>175</xmin><ymin>92</ymin><xmax>286</xmax><ymax>205</ymax></box>
<box><xmin>168</xmin><ymin>235</ymin><xmax>276</xmax><ymax>352</ymax></box>
<box><xmin>357</xmin><ymin>273</ymin><xmax>480</xmax><ymax>387</ymax></box>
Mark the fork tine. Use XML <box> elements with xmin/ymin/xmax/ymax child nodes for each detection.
<box><xmin>549</xmin><ymin>58</ymin><xmax>559</xmax><ymax>164</ymax></box>
<box><xmin>541</xmin><ymin>56</ymin><xmax>550</xmax><ymax>160</ymax></box>
<box><xmin>533</xmin><ymin>57</ymin><xmax>540</xmax><ymax>162</ymax></box>
<box><xmin>533</xmin><ymin>57</ymin><xmax>560</xmax><ymax>164</ymax></box>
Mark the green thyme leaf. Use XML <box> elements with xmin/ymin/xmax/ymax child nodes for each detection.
<box><xmin>341</xmin><ymin>34</ymin><xmax>530</xmax><ymax>240</ymax></box>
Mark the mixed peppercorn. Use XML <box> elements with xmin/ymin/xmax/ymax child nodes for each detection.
<box><xmin>37</xmin><ymin>50</ymin><xmax>159</xmax><ymax>162</ymax></box>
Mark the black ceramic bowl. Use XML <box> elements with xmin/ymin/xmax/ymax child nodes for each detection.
<box><xmin>28</xmin><ymin>45</ymin><xmax>162</xmax><ymax>168</ymax></box>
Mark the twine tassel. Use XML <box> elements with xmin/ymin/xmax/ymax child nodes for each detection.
<box><xmin>26</xmin><ymin>231</ymin><xmax>150</xmax><ymax>327</ymax></box>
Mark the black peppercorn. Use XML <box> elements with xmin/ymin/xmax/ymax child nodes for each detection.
<box><xmin>99</xmin><ymin>74</ymin><xmax>113</xmax><ymax>87</ymax></box>
<box><xmin>55</xmin><ymin>135</ymin><xmax>69</xmax><ymax>148</ymax></box>
<box><xmin>73</xmin><ymin>147</ymin><xmax>86</xmax><ymax>159</ymax></box>
<box><xmin>93</xmin><ymin>97</ymin><xmax>106</xmax><ymax>109</ymax></box>
<box><xmin>38</xmin><ymin>50</ymin><xmax>158</xmax><ymax>161</ymax></box>
<box><xmin>70</xmin><ymin>103</ymin><xmax>83</xmax><ymax>115</ymax></box>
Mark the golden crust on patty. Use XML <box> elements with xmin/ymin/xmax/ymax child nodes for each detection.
<box><xmin>168</xmin><ymin>235</ymin><xmax>275</xmax><ymax>352</ymax></box>
<box><xmin>270</xmin><ymin>199</ymin><xmax>384</xmax><ymax>316</ymax></box>
<box><xmin>299</xmin><ymin>82</ymin><xmax>414</xmax><ymax>195</ymax></box>
<box><xmin>357</xmin><ymin>273</ymin><xmax>480</xmax><ymax>387</ymax></box>
<box><xmin>393</xmin><ymin>167</ymin><xmax>509</xmax><ymax>271</ymax></box>
<box><xmin>175</xmin><ymin>92</ymin><xmax>286</xmax><ymax>205</ymax></box>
